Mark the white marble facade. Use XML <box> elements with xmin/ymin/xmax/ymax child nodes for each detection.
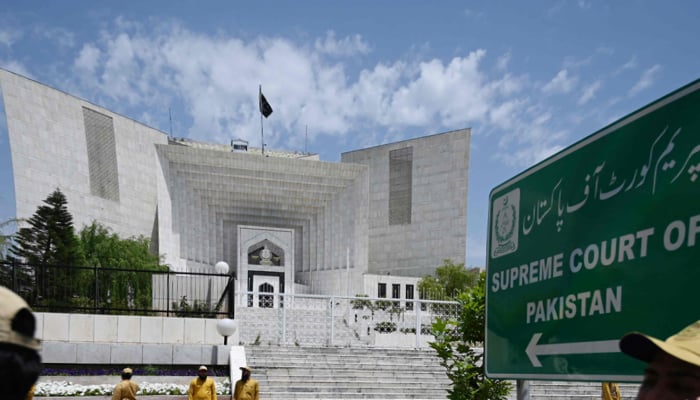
<box><xmin>0</xmin><ymin>68</ymin><xmax>471</xmax><ymax>303</ymax></box>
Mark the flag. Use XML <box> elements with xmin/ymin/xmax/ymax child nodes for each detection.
<box><xmin>259</xmin><ymin>92</ymin><xmax>273</xmax><ymax>118</ymax></box>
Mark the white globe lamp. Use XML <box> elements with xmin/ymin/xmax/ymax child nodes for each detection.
<box><xmin>216</xmin><ymin>318</ymin><xmax>237</xmax><ymax>345</ymax></box>
<box><xmin>214</xmin><ymin>261</ymin><xmax>230</xmax><ymax>274</ymax></box>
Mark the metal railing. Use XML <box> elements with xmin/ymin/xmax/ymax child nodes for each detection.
<box><xmin>0</xmin><ymin>260</ymin><xmax>462</xmax><ymax>348</ymax></box>
<box><xmin>0</xmin><ymin>260</ymin><xmax>233</xmax><ymax>317</ymax></box>
<box><xmin>234</xmin><ymin>292</ymin><xmax>461</xmax><ymax>348</ymax></box>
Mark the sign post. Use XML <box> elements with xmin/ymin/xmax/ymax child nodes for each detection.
<box><xmin>485</xmin><ymin>79</ymin><xmax>700</xmax><ymax>381</ymax></box>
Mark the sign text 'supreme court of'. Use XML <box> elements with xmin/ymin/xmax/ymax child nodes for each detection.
<box><xmin>486</xmin><ymin>79</ymin><xmax>700</xmax><ymax>381</ymax></box>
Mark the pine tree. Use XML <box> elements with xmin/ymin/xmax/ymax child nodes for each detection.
<box><xmin>8</xmin><ymin>189</ymin><xmax>84</xmax><ymax>309</ymax></box>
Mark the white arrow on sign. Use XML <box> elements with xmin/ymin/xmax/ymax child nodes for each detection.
<box><xmin>526</xmin><ymin>332</ymin><xmax>620</xmax><ymax>367</ymax></box>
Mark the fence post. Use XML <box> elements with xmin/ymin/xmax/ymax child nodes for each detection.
<box><xmin>166</xmin><ymin>272</ymin><xmax>170</xmax><ymax>317</ymax></box>
<box><xmin>227</xmin><ymin>275</ymin><xmax>235</xmax><ymax>319</ymax></box>
<box><xmin>281</xmin><ymin>294</ymin><xmax>287</xmax><ymax>345</ymax></box>
<box><xmin>415</xmin><ymin>299</ymin><xmax>422</xmax><ymax>349</ymax></box>
<box><xmin>329</xmin><ymin>296</ymin><xmax>335</xmax><ymax>346</ymax></box>
<box><xmin>93</xmin><ymin>264</ymin><xmax>98</xmax><ymax>313</ymax></box>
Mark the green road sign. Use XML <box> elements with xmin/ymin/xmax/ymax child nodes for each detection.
<box><xmin>485</xmin><ymin>79</ymin><xmax>700</xmax><ymax>381</ymax></box>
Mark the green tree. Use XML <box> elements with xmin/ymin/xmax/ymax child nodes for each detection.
<box><xmin>418</xmin><ymin>259</ymin><xmax>480</xmax><ymax>300</ymax></box>
<box><xmin>430</xmin><ymin>272</ymin><xmax>511</xmax><ymax>400</ymax></box>
<box><xmin>79</xmin><ymin>222</ymin><xmax>168</xmax><ymax>312</ymax></box>
<box><xmin>8</xmin><ymin>189</ymin><xmax>85</xmax><ymax>308</ymax></box>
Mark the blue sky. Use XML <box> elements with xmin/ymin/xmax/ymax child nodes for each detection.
<box><xmin>1</xmin><ymin>1</ymin><xmax>698</xmax><ymax>268</ymax></box>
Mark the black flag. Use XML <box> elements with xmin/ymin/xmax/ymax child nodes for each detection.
<box><xmin>259</xmin><ymin>92</ymin><xmax>273</xmax><ymax>118</ymax></box>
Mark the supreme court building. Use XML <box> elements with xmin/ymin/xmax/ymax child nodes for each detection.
<box><xmin>0</xmin><ymin>68</ymin><xmax>470</xmax><ymax>304</ymax></box>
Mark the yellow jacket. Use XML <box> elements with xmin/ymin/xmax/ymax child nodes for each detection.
<box><xmin>112</xmin><ymin>379</ymin><xmax>139</xmax><ymax>400</ymax></box>
<box><xmin>25</xmin><ymin>385</ymin><xmax>36</xmax><ymax>400</ymax></box>
<box><xmin>602</xmin><ymin>382</ymin><xmax>621</xmax><ymax>400</ymax></box>
<box><xmin>189</xmin><ymin>377</ymin><xmax>217</xmax><ymax>400</ymax></box>
<box><xmin>233</xmin><ymin>378</ymin><xmax>259</xmax><ymax>400</ymax></box>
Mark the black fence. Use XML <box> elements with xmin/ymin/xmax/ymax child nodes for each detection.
<box><xmin>0</xmin><ymin>260</ymin><xmax>234</xmax><ymax>318</ymax></box>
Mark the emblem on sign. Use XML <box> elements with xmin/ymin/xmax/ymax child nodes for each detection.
<box><xmin>491</xmin><ymin>188</ymin><xmax>520</xmax><ymax>258</ymax></box>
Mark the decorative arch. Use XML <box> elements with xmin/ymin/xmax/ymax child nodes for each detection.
<box><xmin>247</xmin><ymin>239</ymin><xmax>284</xmax><ymax>266</ymax></box>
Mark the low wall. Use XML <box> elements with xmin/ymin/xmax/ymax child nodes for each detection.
<box><xmin>372</xmin><ymin>331</ymin><xmax>434</xmax><ymax>348</ymax></box>
<box><xmin>35</xmin><ymin>313</ymin><xmax>238</xmax><ymax>366</ymax></box>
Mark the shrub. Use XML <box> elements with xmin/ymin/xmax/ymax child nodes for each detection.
<box><xmin>373</xmin><ymin>321</ymin><xmax>397</xmax><ymax>333</ymax></box>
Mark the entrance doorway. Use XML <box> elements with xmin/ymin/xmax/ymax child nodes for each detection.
<box><xmin>251</xmin><ymin>274</ymin><xmax>281</xmax><ymax>308</ymax></box>
<box><xmin>258</xmin><ymin>283</ymin><xmax>274</xmax><ymax>308</ymax></box>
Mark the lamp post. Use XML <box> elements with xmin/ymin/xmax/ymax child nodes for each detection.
<box><xmin>215</xmin><ymin>262</ymin><xmax>236</xmax><ymax>344</ymax></box>
<box><xmin>215</xmin><ymin>261</ymin><xmax>235</xmax><ymax>319</ymax></box>
<box><xmin>216</xmin><ymin>318</ymin><xmax>237</xmax><ymax>345</ymax></box>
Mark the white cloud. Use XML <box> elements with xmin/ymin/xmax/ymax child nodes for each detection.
<box><xmin>489</xmin><ymin>98</ymin><xmax>526</xmax><ymax>130</ymax></box>
<box><xmin>628</xmin><ymin>64</ymin><xmax>661</xmax><ymax>96</ymax></box>
<box><xmin>542</xmin><ymin>69</ymin><xmax>577</xmax><ymax>94</ymax></box>
<box><xmin>0</xmin><ymin>28</ymin><xmax>22</xmax><ymax>48</ymax></box>
<box><xmin>563</xmin><ymin>55</ymin><xmax>591</xmax><ymax>69</ymax></box>
<box><xmin>494</xmin><ymin>102</ymin><xmax>568</xmax><ymax>168</ymax></box>
<box><xmin>613</xmin><ymin>56</ymin><xmax>637</xmax><ymax>75</ymax></box>
<box><xmin>31</xmin><ymin>18</ymin><xmax>572</xmax><ymax>172</ymax></box>
<box><xmin>314</xmin><ymin>31</ymin><xmax>370</xmax><ymax>57</ymax></box>
<box><xmin>386</xmin><ymin>51</ymin><xmax>493</xmax><ymax>127</ymax></box>
<box><xmin>578</xmin><ymin>80</ymin><xmax>602</xmax><ymax>105</ymax></box>
<box><xmin>495</xmin><ymin>133</ymin><xmax>565</xmax><ymax>167</ymax></box>
<box><xmin>496</xmin><ymin>51</ymin><xmax>511</xmax><ymax>71</ymax></box>
<box><xmin>74</xmin><ymin>44</ymin><xmax>101</xmax><ymax>74</ymax></box>
<box><xmin>33</xmin><ymin>26</ymin><xmax>75</xmax><ymax>48</ymax></box>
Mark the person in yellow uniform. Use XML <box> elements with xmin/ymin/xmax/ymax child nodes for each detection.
<box><xmin>233</xmin><ymin>366</ymin><xmax>259</xmax><ymax>400</ymax></box>
<box><xmin>620</xmin><ymin>319</ymin><xmax>700</xmax><ymax>399</ymax></box>
<box><xmin>189</xmin><ymin>365</ymin><xmax>217</xmax><ymax>400</ymax></box>
<box><xmin>25</xmin><ymin>385</ymin><xmax>36</xmax><ymax>400</ymax></box>
<box><xmin>112</xmin><ymin>367</ymin><xmax>139</xmax><ymax>400</ymax></box>
<box><xmin>601</xmin><ymin>381</ymin><xmax>620</xmax><ymax>400</ymax></box>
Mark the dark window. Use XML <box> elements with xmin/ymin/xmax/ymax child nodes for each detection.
<box><xmin>378</xmin><ymin>283</ymin><xmax>387</xmax><ymax>298</ymax></box>
<box><xmin>389</xmin><ymin>147</ymin><xmax>413</xmax><ymax>225</ymax></box>
<box><xmin>406</xmin><ymin>284</ymin><xmax>414</xmax><ymax>310</ymax></box>
<box><xmin>392</xmin><ymin>283</ymin><xmax>401</xmax><ymax>307</ymax></box>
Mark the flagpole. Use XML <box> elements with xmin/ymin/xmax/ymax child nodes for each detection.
<box><xmin>259</xmin><ymin>84</ymin><xmax>265</xmax><ymax>156</ymax></box>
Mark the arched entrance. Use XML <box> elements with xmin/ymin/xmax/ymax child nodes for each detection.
<box><xmin>250</xmin><ymin>274</ymin><xmax>281</xmax><ymax>308</ymax></box>
<box><xmin>237</xmin><ymin>226</ymin><xmax>295</xmax><ymax>309</ymax></box>
<box><xmin>258</xmin><ymin>282</ymin><xmax>274</xmax><ymax>308</ymax></box>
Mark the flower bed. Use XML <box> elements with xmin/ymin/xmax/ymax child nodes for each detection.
<box><xmin>35</xmin><ymin>380</ymin><xmax>231</xmax><ymax>397</ymax></box>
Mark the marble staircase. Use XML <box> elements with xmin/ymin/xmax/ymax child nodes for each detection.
<box><xmin>246</xmin><ymin>345</ymin><xmax>450</xmax><ymax>399</ymax></box>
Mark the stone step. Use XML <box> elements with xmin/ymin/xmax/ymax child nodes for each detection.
<box><xmin>246</xmin><ymin>346</ymin><xmax>437</xmax><ymax>352</ymax></box>
<box><xmin>35</xmin><ymin>343</ymin><xmax>642</xmax><ymax>400</ymax></box>
<box><xmin>250</xmin><ymin>362</ymin><xmax>444</xmax><ymax>370</ymax></box>
<box><xmin>238</xmin><ymin>345</ymin><xmax>450</xmax><ymax>399</ymax></box>
<box><xmin>260</xmin><ymin>391</ymin><xmax>450</xmax><ymax>400</ymax></box>
<box><xmin>259</xmin><ymin>371</ymin><xmax>447</xmax><ymax>379</ymax></box>
<box><xmin>259</xmin><ymin>381</ymin><xmax>447</xmax><ymax>389</ymax></box>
